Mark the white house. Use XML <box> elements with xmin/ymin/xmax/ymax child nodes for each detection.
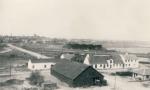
<box><xmin>120</xmin><ymin>53</ymin><xmax>139</xmax><ymax>68</ymax></box>
<box><xmin>27</xmin><ymin>59</ymin><xmax>60</xmax><ymax>70</ymax></box>
<box><xmin>84</xmin><ymin>53</ymin><xmax>139</xmax><ymax>70</ymax></box>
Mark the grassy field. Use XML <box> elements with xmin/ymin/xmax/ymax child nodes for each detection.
<box><xmin>13</xmin><ymin>43</ymin><xmax>63</xmax><ymax>57</ymax></box>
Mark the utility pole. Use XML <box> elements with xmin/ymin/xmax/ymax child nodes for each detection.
<box><xmin>114</xmin><ymin>72</ymin><xmax>117</xmax><ymax>90</ymax></box>
<box><xmin>10</xmin><ymin>63</ymin><xmax>12</xmax><ymax>78</ymax></box>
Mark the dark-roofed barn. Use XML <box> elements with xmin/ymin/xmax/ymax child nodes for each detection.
<box><xmin>51</xmin><ymin>61</ymin><xmax>105</xmax><ymax>87</ymax></box>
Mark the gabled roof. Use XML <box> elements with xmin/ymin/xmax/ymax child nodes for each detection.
<box><xmin>133</xmin><ymin>69</ymin><xmax>150</xmax><ymax>75</ymax></box>
<box><xmin>123</xmin><ymin>54</ymin><xmax>137</xmax><ymax>60</ymax></box>
<box><xmin>30</xmin><ymin>58</ymin><xmax>61</xmax><ymax>63</ymax></box>
<box><xmin>89</xmin><ymin>55</ymin><xmax>111</xmax><ymax>64</ymax></box>
<box><xmin>88</xmin><ymin>54</ymin><xmax>124</xmax><ymax>64</ymax></box>
<box><xmin>111</xmin><ymin>54</ymin><xmax>124</xmax><ymax>64</ymax></box>
<box><xmin>51</xmin><ymin>61</ymin><xmax>90</xmax><ymax>80</ymax></box>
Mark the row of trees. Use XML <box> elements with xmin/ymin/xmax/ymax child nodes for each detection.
<box><xmin>65</xmin><ymin>43</ymin><xmax>103</xmax><ymax>50</ymax></box>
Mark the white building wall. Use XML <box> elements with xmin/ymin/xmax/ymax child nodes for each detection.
<box><xmin>120</xmin><ymin>54</ymin><xmax>139</xmax><ymax>69</ymax></box>
<box><xmin>28</xmin><ymin>60</ymin><xmax>56</xmax><ymax>70</ymax></box>
<box><xmin>60</xmin><ymin>54</ymin><xmax>65</xmax><ymax>59</ymax></box>
<box><xmin>83</xmin><ymin>54</ymin><xmax>90</xmax><ymax>65</ymax></box>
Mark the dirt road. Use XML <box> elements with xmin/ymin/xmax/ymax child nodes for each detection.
<box><xmin>7</xmin><ymin>44</ymin><xmax>51</xmax><ymax>59</ymax></box>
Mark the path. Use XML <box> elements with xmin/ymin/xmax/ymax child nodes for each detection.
<box><xmin>0</xmin><ymin>47</ymin><xmax>12</xmax><ymax>54</ymax></box>
<box><xmin>104</xmin><ymin>73</ymin><xmax>150</xmax><ymax>90</ymax></box>
<box><xmin>7</xmin><ymin>44</ymin><xmax>51</xmax><ymax>59</ymax></box>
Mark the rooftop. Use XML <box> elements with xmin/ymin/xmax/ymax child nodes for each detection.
<box><xmin>30</xmin><ymin>58</ymin><xmax>63</xmax><ymax>63</ymax></box>
<box><xmin>51</xmin><ymin>61</ymin><xmax>91</xmax><ymax>80</ymax></box>
<box><xmin>111</xmin><ymin>54</ymin><xmax>124</xmax><ymax>64</ymax></box>
<box><xmin>89</xmin><ymin>55</ymin><xmax>111</xmax><ymax>64</ymax></box>
<box><xmin>88</xmin><ymin>54</ymin><xmax>124</xmax><ymax>64</ymax></box>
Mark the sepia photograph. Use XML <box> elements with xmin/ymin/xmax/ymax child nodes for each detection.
<box><xmin>1</xmin><ymin>0</ymin><xmax>150</xmax><ymax>90</ymax></box>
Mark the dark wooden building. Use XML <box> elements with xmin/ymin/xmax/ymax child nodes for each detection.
<box><xmin>51</xmin><ymin>61</ymin><xmax>105</xmax><ymax>87</ymax></box>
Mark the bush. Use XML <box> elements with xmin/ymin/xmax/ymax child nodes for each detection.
<box><xmin>102</xmin><ymin>79</ymin><xmax>107</xmax><ymax>86</ymax></box>
<box><xmin>28</xmin><ymin>71</ymin><xmax>44</xmax><ymax>86</ymax></box>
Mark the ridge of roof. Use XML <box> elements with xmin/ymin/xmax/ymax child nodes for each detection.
<box><xmin>51</xmin><ymin>61</ymin><xmax>90</xmax><ymax>80</ymax></box>
<box><xmin>30</xmin><ymin>58</ymin><xmax>62</xmax><ymax>63</ymax></box>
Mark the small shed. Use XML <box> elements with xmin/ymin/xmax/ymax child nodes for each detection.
<box><xmin>51</xmin><ymin>61</ymin><xmax>105</xmax><ymax>87</ymax></box>
<box><xmin>132</xmin><ymin>69</ymin><xmax>150</xmax><ymax>81</ymax></box>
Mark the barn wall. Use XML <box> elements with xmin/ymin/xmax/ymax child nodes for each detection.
<box><xmin>51</xmin><ymin>69</ymin><xmax>73</xmax><ymax>86</ymax></box>
<box><xmin>73</xmin><ymin>67</ymin><xmax>104</xmax><ymax>87</ymax></box>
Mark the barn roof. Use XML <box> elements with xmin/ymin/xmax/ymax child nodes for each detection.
<box><xmin>30</xmin><ymin>58</ymin><xmax>62</xmax><ymax>63</ymax></box>
<box><xmin>51</xmin><ymin>61</ymin><xmax>91</xmax><ymax>80</ymax></box>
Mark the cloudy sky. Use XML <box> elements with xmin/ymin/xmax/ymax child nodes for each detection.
<box><xmin>0</xmin><ymin>0</ymin><xmax>150</xmax><ymax>41</ymax></box>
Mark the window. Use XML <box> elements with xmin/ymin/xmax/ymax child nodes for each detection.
<box><xmin>110</xmin><ymin>60</ymin><xmax>112</xmax><ymax>63</ymax></box>
<box><xmin>146</xmin><ymin>75</ymin><xmax>149</xmax><ymax>79</ymax></box>
<box><xmin>44</xmin><ymin>65</ymin><xmax>47</xmax><ymax>68</ymax></box>
<box><xmin>128</xmin><ymin>64</ymin><xmax>130</xmax><ymax>66</ymax></box>
<box><xmin>95</xmin><ymin>64</ymin><xmax>97</xmax><ymax>68</ymax></box>
<box><xmin>103</xmin><ymin>65</ymin><xmax>105</xmax><ymax>69</ymax></box>
<box><xmin>32</xmin><ymin>65</ymin><xmax>35</xmax><ymax>69</ymax></box>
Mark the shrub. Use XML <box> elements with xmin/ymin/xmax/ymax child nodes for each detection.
<box><xmin>102</xmin><ymin>79</ymin><xmax>108</xmax><ymax>86</ymax></box>
<box><xmin>0</xmin><ymin>79</ymin><xmax>24</xmax><ymax>86</ymax></box>
<box><xmin>28</xmin><ymin>71</ymin><xmax>44</xmax><ymax>86</ymax></box>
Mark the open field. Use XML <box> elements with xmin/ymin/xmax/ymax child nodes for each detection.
<box><xmin>1</xmin><ymin>69</ymin><xmax>150</xmax><ymax>90</ymax></box>
<box><xmin>8</xmin><ymin>44</ymin><xmax>51</xmax><ymax>59</ymax></box>
<box><xmin>0</xmin><ymin>42</ymin><xmax>150</xmax><ymax>90</ymax></box>
<box><xmin>13</xmin><ymin>43</ymin><xmax>63</xmax><ymax>57</ymax></box>
<box><xmin>108</xmin><ymin>47</ymin><xmax>150</xmax><ymax>54</ymax></box>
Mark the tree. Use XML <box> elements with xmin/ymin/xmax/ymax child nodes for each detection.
<box><xmin>71</xmin><ymin>54</ymin><xmax>85</xmax><ymax>63</ymax></box>
<box><xmin>28</xmin><ymin>71</ymin><xmax>44</xmax><ymax>86</ymax></box>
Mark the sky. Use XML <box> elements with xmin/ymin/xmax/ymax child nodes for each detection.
<box><xmin>0</xmin><ymin>0</ymin><xmax>150</xmax><ymax>41</ymax></box>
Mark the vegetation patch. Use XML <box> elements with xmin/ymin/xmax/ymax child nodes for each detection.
<box><xmin>27</xmin><ymin>71</ymin><xmax>44</xmax><ymax>86</ymax></box>
<box><xmin>0</xmin><ymin>79</ymin><xmax>24</xmax><ymax>86</ymax></box>
<box><xmin>64</xmin><ymin>43</ymin><xmax>104</xmax><ymax>50</ymax></box>
<box><xmin>0</xmin><ymin>44</ymin><xmax>6</xmax><ymax>50</ymax></box>
<box><xmin>111</xmin><ymin>71</ymin><xmax>133</xmax><ymax>76</ymax></box>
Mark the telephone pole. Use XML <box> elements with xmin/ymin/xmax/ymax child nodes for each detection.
<box><xmin>10</xmin><ymin>63</ymin><xmax>12</xmax><ymax>78</ymax></box>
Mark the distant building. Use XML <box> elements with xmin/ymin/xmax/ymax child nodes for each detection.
<box><xmin>60</xmin><ymin>53</ymin><xmax>75</xmax><ymax>60</ymax></box>
<box><xmin>51</xmin><ymin>61</ymin><xmax>105</xmax><ymax>87</ymax></box>
<box><xmin>132</xmin><ymin>69</ymin><xmax>150</xmax><ymax>81</ymax></box>
<box><xmin>27</xmin><ymin>59</ymin><xmax>60</xmax><ymax>70</ymax></box>
<box><xmin>120</xmin><ymin>53</ymin><xmax>139</xmax><ymax>68</ymax></box>
<box><xmin>84</xmin><ymin>53</ymin><xmax>139</xmax><ymax>70</ymax></box>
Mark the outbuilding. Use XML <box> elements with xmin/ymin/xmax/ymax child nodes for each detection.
<box><xmin>132</xmin><ymin>69</ymin><xmax>150</xmax><ymax>81</ymax></box>
<box><xmin>51</xmin><ymin>61</ymin><xmax>105</xmax><ymax>87</ymax></box>
<box><xmin>27</xmin><ymin>59</ymin><xmax>61</xmax><ymax>70</ymax></box>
